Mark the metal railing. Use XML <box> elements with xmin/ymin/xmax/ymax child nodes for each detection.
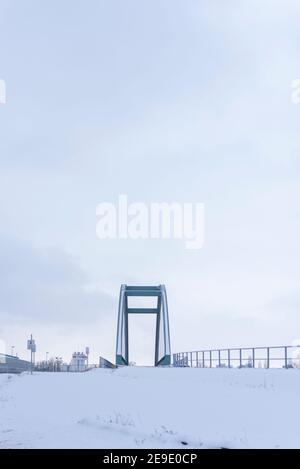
<box><xmin>173</xmin><ymin>345</ymin><xmax>300</xmax><ymax>369</ymax></box>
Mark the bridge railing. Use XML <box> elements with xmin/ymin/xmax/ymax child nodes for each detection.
<box><xmin>173</xmin><ymin>345</ymin><xmax>300</xmax><ymax>369</ymax></box>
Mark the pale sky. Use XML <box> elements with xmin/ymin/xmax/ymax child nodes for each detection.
<box><xmin>0</xmin><ymin>0</ymin><xmax>300</xmax><ymax>365</ymax></box>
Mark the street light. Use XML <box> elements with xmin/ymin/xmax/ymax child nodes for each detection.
<box><xmin>27</xmin><ymin>335</ymin><xmax>36</xmax><ymax>375</ymax></box>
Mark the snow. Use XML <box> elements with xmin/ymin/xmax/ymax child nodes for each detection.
<box><xmin>0</xmin><ymin>366</ymin><xmax>299</xmax><ymax>449</ymax></box>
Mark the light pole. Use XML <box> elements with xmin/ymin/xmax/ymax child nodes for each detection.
<box><xmin>11</xmin><ymin>346</ymin><xmax>15</xmax><ymax>356</ymax></box>
<box><xmin>27</xmin><ymin>334</ymin><xmax>36</xmax><ymax>374</ymax></box>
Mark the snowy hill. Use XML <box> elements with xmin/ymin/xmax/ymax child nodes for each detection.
<box><xmin>0</xmin><ymin>367</ymin><xmax>299</xmax><ymax>449</ymax></box>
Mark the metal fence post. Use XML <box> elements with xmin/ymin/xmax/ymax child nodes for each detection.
<box><xmin>196</xmin><ymin>351</ymin><xmax>199</xmax><ymax>367</ymax></box>
<box><xmin>267</xmin><ymin>347</ymin><xmax>270</xmax><ymax>369</ymax></box>
<box><xmin>239</xmin><ymin>349</ymin><xmax>242</xmax><ymax>368</ymax></box>
<box><xmin>218</xmin><ymin>350</ymin><xmax>221</xmax><ymax>367</ymax></box>
<box><xmin>202</xmin><ymin>351</ymin><xmax>205</xmax><ymax>368</ymax></box>
<box><xmin>228</xmin><ymin>349</ymin><xmax>231</xmax><ymax>368</ymax></box>
<box><xmin>252</xmin><ymin>348</ymin><xmax>255</xmax><ymax>368</ymax></box>
<box><xmin>209</xmin><ymin>350</ymin><xmax>212</xmax><ymax>368</ymax></box>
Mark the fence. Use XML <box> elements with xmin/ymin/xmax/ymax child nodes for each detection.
<box><xmin>35</xmin><ymin>357</ymin><xmax>116</xmax><ymax>372</ymax></box>
<box><xmin>35</xmin><ymin>362</ymin><xmax>100</xmax><ymax>372</ymax></box>
<box><xmin>173</xmin><ymin>345</ymin><xmax>300</xmax><ymax>369</ymax></box>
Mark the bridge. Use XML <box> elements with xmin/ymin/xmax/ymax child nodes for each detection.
<box><xmin>116</xmin><ymin>285</ymin><xmax>171</xmax><ymax>366</ymax></box>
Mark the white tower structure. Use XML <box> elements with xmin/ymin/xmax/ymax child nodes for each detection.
<box><xmin>69</xmin><ymin>352</ymin><xmax>88</xmax><ymax>372</ymax></box>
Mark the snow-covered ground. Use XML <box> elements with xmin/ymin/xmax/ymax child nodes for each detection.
<box><xmin>0</xmin><ymin>366</ymin><xmax>299</xmax><ymax>449</ymax></box>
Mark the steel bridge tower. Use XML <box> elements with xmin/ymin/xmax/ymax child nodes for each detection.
<box><xmin>116</xmin><ymin>285</ymin><xmax>171</xmax><ymax>366</ymax></box>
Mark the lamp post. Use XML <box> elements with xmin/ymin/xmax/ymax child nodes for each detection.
<box><xmin>27</xmin><ymin>334</ymin><xmax>36</xmax><ymax>374</ymax></box>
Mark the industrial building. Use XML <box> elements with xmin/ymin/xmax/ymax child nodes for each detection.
<box><xmin>0</xmin><ymin>353</ymin><xmax>31</xmax><ymax>373</ymax></box>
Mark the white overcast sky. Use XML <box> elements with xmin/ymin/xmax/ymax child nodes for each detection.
<box><xmin>0</xmin><ymin>0</ymin><xmax>300</xmax><ymax>364</ymax></box>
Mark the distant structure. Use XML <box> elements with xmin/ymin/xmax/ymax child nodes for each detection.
<box><xmin>0</xmin><ymin>353</ymin><xmax>31</xmax><ymax>373</ymax></box>
<box><xmin>116</xmin><ymin>285</ymin><xmax>171</xmax><ymax>366</ymax></box>
<box><xmin>69</xmin><ymin>352</ymin><xmax>88</xmax><ymax>372</ymax></box>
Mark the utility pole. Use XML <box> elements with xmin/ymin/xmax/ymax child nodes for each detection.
<box><xmin>27</xmin><ymin>334</ymin><xmax>36</xmax><ymax>375</ymax></box>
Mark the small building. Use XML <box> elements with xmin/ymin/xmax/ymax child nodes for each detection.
<box><xmin>69</xmin><ymin>352</ymin><xmax>88</xmax><ymax>372</ymax></box>
<box><xmin>0</xmin><ymin>353</ymin><xmax>31</xmax><ymax>373</ymax></box>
